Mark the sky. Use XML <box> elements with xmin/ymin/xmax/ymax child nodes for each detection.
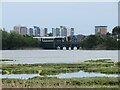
<box><xmin>1</xmin><ymin>1</ymin><xmax>118</xmax><ymax>35</ymax></box>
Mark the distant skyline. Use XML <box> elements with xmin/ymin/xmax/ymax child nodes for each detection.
<box><xmin>1</xmin><ymin>2</ymin><xmax>118</xmax><ymax>35</ymax></box>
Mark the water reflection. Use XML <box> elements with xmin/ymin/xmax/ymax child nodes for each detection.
<box><xmin>1</xmin><ymin>71</ymin><xmax>119</xmax><ymax>79</ymax></box>
<box><xmin>55</xmin><ymin>71</ymin><xmax>119</xmax><ymax>78</ymax></box>
<box><xmin>1</xmin><ymin>74</ymin><xmax>39</xmax><ymax>79</ymax></box>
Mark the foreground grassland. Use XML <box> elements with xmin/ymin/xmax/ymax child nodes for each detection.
<box><xmin>1</xmin><ymin>59</ymin><xmax>120</xmax><ymax>88</ymax></box>
<box><xmin>2</xmin><ymin>77</ymin><xmax>120</xmax><ymax>88</ymax></box>
<box><xmin>1</xmin><ymin>59</ymin><xmax>120</xmax><ymax>75</ymax></box>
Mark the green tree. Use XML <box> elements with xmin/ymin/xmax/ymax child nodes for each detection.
<box><xmin>105</xmin><ymin>36</ymin><xmax>118</xmax><ymax>50</ymax></box>
<box><xmin>80</xmin><ymin>35</ymin><xmax>105</xmax><ymax>49</ymax></box>
<box><xmin>112</xmin><ymin>26</ymin><xmax>120</xmax><ymax>35</ymax></box>
<box><xmin>2</xmin><ymin>30</ymin><xmax>41</xmax><ymax>50</ymax></box>
<box><xmin>2</xmin><ymin>30</ymin><xmax>10</xmax><ymax>49</ymax></box>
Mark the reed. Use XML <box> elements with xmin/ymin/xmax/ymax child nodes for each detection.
<box><xmin>2</xmin><ymin>77</ymin><xmax>120</xmax><ymax>88</ymax></box>
<box><xmin>2</xmin><ymin>59</ymin><xmax>120</xmax><ymax>75</ymax></box>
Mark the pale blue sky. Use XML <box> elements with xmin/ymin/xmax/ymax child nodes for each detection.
<box><xmin>1</xmin><ymin>2</ymin><xmax>118</xmax><ymax>35</ymax></box>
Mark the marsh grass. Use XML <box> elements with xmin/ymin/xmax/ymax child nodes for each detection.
<box><xmin>2</xmin><ymin>77</ymin><xmax>120</xmax><ymax>88</ymax></box>
<box><xmin>1</xmin><ymin>59</ymin><xmax>120</xmax><ymax>75</ymax></box>
<box><xmin>2</xmin><ymin>59</ymin><xmax>120</xmax><ymax>88</ymax></box>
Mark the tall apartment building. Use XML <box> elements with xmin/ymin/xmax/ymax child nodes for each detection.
<box><xmin>29</xmin><ymin>28</ymin><xmax>34</xmax><ymax>36</ymax></box>
<box><xmin>95</xmin><ymin>26</ymin><xmax>107</xmax><ymax>35</ymax></box>
<box><xmin>60</xmin><ymin>26</ymin><xmax>67</xmax><ymax>36</ymax></box>
<box><xmin>13</xmin><ymin>25</ymin><xmax>27</xmax><ymax>35</ymax></box>
<box><xmin>52</xmin><ymin>26</ymin><xmax>74</xmax><ymax>37</ymax></box>
<box><xmin>67</xmin><ymin>28</ymin><xmax>74</xmax><ymax>36</ymax></box>
<box><xmin>34</xmin><ymin>26</ymin><xmax>40</xmax><ymax>37</ymax></box>
<box><xmin>40</xmin><ymin>28</ymin><xmax>48</xmax><ymax>37</ymax></box>
<box><xmin>52</xmin><ymin>28</ymin><xmax>60</xmax><ymax>36</ymax></box>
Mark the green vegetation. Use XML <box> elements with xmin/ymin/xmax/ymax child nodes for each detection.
<box><xmin>2</xmin><ymin>59</ymin><xmax>120</xmax><ymax>88</ymax></box>
<box><xmin>112</xmin><ymin>26</ymin><xmax>120</xmax><ymax>35</ymax></box>
<box><xmin>80</xmin><ymin>34</ymin><xmax>119</xmax><ymax>50</ymax></box>
<box><xmin>80</xmin><ymin>26</ymin><xmax>120</xmax><ymax>50</ymax></box>
<box><xmin>2</xmin><ymin>77</ymin><xmax>120</xmax><ymax>88</ymax></box>
<box><xmin>1</xmin><ymin>30</ymin><xmax>41</xmax><ymax>50</ymax></box>
<box><xmin>1</xmin><ymin>59</ymin><xmax>120</xmax><ymax>75</ymax></box>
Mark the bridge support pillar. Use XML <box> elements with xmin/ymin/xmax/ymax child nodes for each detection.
<box><xmin>66</xmin><ymin>47</ymin><xmax>69</xmax><ymax>50</ymax></box>
<box><xmin>71</xmin><ymin>47</ymin><xmax>74</xmax><ymax>50</ymax></box>
<box><xmin>60</xmin><ymin>47</ymin><xmax>63</xmax><ymax>50</ymax></box>
<box><xmin>77</xmin><ymin>47</ymin><xmax>80</xmax><ymax>50</ymax></box>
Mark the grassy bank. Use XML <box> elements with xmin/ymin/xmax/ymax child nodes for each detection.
<box><xmin>1</xmin><ymin>59</ymin><xmax>120</xmax><ymax>75</ymax></box>
<box><xmin>2</xmin><ymin>77</ymin><xmax>120</xmax><ymax>88</ymax></box>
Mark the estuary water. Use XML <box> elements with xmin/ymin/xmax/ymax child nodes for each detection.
<box><xmin>1</xmin><ymin>71</ymin><xmax>119</xmax><ymax>79</ymax></box>
<box><xmin>1</xmin><ymin>50</ymin><xmax>118</xmax><ymax>64</ymax></box>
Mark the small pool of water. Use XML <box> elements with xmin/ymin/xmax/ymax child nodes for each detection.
<box><xmin>1</xmin><ymin>74</ymin><xmax>39</xmax><ymax>79</ymax></box>
<box><xmin>55</xmin><ymin>71</ymin><xmax>119</xmax><ymax>78</ymax></box>
<box><xmin>1</xmin><ymin>71</ymin><xmax>119</xmax><ymax>79</ymax></box>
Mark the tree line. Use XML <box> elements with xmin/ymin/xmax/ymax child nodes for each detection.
<box><xmin>0</xmin><ymin>26</ymin><xmax>120</xmax><ymax>50</ymax></box>
<box><xmin>80</xmin><ymin>26</ymin><xmax>120</xmax><ymax>50</ymax></box>
<box><xmin>0</xmin><ymin>30</ymin><xmax>41</xmax><ymax>50</ymax></box>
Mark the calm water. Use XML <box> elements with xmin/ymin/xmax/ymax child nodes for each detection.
<box><xmin>55</xmin><ymin>71</ymin><xmax>119</xmax><ymax>78</ymax></box>
<box><xmin>1</xmin><ymin>71</ymin><xmax>119</xmax><ymax>79</ymax></box>
<box><xmin>1</xmin><ymin>50</ymin><xmax>118</xmax><ymax>64</ymax></box>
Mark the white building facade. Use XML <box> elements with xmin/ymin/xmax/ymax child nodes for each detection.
<box><xmin>13</xmin><ymin>25</ymin><xmax>27</xmax><ymax>35</ymax></box>
<box><xmin>52</xmin><ymin>28</ymin><xmax>60</xmax><ymax>36</ymax></box>
<box><xmin>40</xmin><ymin>28</ymin><xmax>48</xmax><ymax>37</ymax></box>
<box><xmin>52</xmin><ymin>26</ymin><xmax>74</xmax><ymax>37</ymax></box>
<box><xmin>67</xmin><ymin>28</ymin><xmax>74</xmax><ymax>36</ymax></box>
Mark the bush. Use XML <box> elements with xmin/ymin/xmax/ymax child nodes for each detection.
<box><xmin>1</xmin><ymin>30</ymin><xmax>41</xmax><ymax>50</ymax></box>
